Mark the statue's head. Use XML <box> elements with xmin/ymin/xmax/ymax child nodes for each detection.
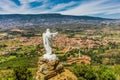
<box><xmin>46</xmin><ymin>28</ymin><xmax>50</xmax><ymax>33</ymax></box>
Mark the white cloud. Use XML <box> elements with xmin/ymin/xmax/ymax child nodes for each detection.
<box><xmin>18</xmin><ymin>0</ymin><xmax>49</xmax><ymax>14</ymax></box>
<box><xmin>19</xmin><ymin>0</ymin><xmax>43</xmax><ymax>4</ymax></box>
<box><xmin>24</xmin><ymin>0</ymin><xmax>77</xmax><ymax>14</ymax></box>
<box><xmin>104</xmin><ymin>8</ymin><xmax>120</xmax><ymax>14</ymax></box>
<box><xmin>50</xmin><ymin>1</ymin><xmax>76</xmax><ymax>12</ymax></box>
<box><xmin>60</xmin><ymin>0</ymin><xmax>120</xmax><ymax>17</ymax></box>
<box><xmin>0</xmin><ymin>0</ymin><xmax>19</xmax><ymax>14</ymax></box>
<box><xmin>0</xmin><ymin>0</ymin><xmax>47</xmax><ymax>14</ymax></box>
<box><xmin>60</xmin><ymin>0</ymin><xmax>108</xmax><ymax>15</ymax></box>
<box><xmin>0</xmin><ymin>0</ymin><xmax>120</xmax><ymax>18</ymax></box>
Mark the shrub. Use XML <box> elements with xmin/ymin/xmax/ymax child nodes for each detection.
<box><xmin>98</xmin><ymin>65</ymin><xmax>116</xmax><ymax>80</ymax></box>
<box><xmin>72</xmin><ymin>64</ymin><xmax>97</xmax><ymax>80</ymax></box>
<box><xmin>13</xmin><ymin>66</ymin><xmax>33</xmax><ymax>80</ymax></box>
<box><xmin>71</xmin><ymin>64</ymin><xmax>116</xmax><ymax>80</ymax></box>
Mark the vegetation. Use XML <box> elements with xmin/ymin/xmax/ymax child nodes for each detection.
<box><xmin>0</xmin><ymin>56</ymin><xmax>38</xmax><ymax>69</ymax></box>
<box><xmin>13</xmin><ymin>66</ymin><xmax>33</xmax><ymax>80</ymax></box>
<box><xmin>0</xmin><ymin>22</ymin><xmax>120</xmax><ymax>79</ymax></box>
<box><xmin>70</xmin><ymin>64</ymin><xmax>116</xmax><ymax>80</ymax></box>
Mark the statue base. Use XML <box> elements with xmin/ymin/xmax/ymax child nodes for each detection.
<box><xmin>36</xmin><ymin>57</ymin><xmax>64</xmax><ymax>80</ymax></box>
<box><xmin>43</xmin><ymin>54</ymin><xmax>58</xmax><ymax>61</ymax></box>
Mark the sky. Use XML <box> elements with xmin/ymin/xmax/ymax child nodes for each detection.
<box><xmin>0</xmin><ymin>0</ymin><xmax>120</xmax><ymax>19</ymax></box>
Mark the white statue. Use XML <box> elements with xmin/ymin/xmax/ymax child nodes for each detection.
<box><xmin>43</xmin><ymin>28</ymin><xmax>58</xmax><ymax>60</ymax></box>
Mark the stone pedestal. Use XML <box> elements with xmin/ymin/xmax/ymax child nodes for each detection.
<box><xmin>36</xmin><ymin>57</ymin><xmax>64</xmax><ymax>80</ymax></box>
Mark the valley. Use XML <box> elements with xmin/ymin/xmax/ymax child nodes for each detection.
<box><xmin>0</xmin><ymin>20</ymin><xmax>120</xmax><ymax>79</ymax></box>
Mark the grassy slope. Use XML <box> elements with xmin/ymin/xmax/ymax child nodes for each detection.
<box><xmin>0</xmin><ymin>56</ymin><xmax>38</xmax><ymax>69</ymax></box>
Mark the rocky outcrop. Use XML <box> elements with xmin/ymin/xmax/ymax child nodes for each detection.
<box><xmin>49</xmin><ymin>69</ymin><xmax>77</xmax><ymax>80</ymax></box>
<box><xmin>36</xmin><ymin>57</ymin><xmax>64</xmax><ymax>80</ymax></box>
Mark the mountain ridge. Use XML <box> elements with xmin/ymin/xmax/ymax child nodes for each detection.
<box><xmin>0</xmin><ymin>13</ymin><xmax>114</xmax><ymax>20</ymax></box>
<box><xmin>0</xmin><ymin>13</ymin><xmax>116</xmax><ymax>29</ymax></box>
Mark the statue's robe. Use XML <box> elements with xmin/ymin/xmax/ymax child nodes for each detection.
<box><xmin>43</xmin><ymin>32</ymin><xmax>57</xmax><ymax>55</ymax></box>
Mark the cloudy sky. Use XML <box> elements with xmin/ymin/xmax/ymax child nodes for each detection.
<box><xmin>0</xmin><ymin>0</ymin><xmax>120</xmax><ymax>19</ymax></box>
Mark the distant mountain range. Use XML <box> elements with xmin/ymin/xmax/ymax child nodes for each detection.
<box><xmin>0</xmin><ymin>13</ymin><xmax>117</xmax><ymax>29</ymax></box>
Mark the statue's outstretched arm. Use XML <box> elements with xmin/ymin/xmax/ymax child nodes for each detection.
<box><xmin>51</xmin><ymin>32</ymin><xmax>58</xmax><ymax>37</ymax></box>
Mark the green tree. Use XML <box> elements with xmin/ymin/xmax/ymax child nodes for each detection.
<box><xmin>13</xmin><ymin>66</ymin><xmax>32</xmax><ymax>80</ymax></box>
<box><xmin>71</xmin><ymin>64</ymin><xmax>116</xmax><ymax>80</ymax></box>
